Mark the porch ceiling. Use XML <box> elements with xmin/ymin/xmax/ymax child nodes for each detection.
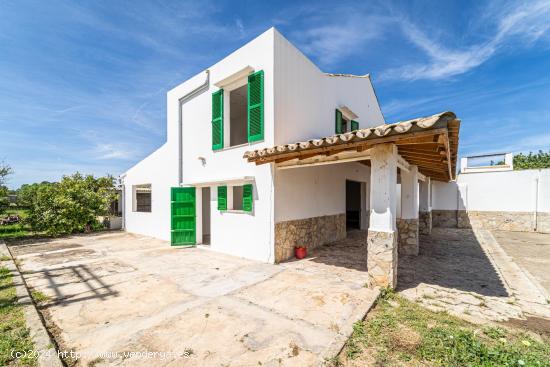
<box><xmin>243</xmin><ymin>111</ymin><xmax>460</xmax><ymax>182</ymax></box>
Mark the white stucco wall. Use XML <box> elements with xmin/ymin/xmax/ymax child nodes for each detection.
<box><xmin>432</xmin><ymin>169</ymin><xmax>550</xmax><ymax>212</ymax></box>
<box><xmin>275</xmin><ymin>162</ymin><xmax>370</xmax><ymax>223</ymax></box>
<box><xmin>122</xmin><ymin>144</ymin><xmax>177</xmax><ymax>240</ymax></box>
<box><xmin>273</xmin><ymin>31</ymin><xmax>385</xmax><ymax>146</ymax></box>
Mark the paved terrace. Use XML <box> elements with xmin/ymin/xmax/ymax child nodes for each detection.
<box><xmin>10</xmin><ymin>231</ymin><xmax>377</xmax><ymax>366</ymax></box>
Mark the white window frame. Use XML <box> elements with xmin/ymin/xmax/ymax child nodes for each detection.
<box><xmin>132</xmin><ymin>184</ymin><xmax>152</xmax><ymax>213</ymax></box>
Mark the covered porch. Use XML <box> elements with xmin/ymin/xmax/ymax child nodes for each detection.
<box><xmin>244</xmin><ymin>111</ymin><xmax>460</xmax><ymax>288</ymax></box>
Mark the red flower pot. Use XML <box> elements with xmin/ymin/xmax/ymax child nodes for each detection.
<box><xmin>295</xmin><ymin>246</ymin><xmax>307</xmax><ymax>259</ymax></box>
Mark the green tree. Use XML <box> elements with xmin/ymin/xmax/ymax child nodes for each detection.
<box><xmin>513</xmin><ymin>150</ymin><xmax>550</xmax><ymax>170</ymax></box>
<box><xmin>0</xmin><ymin>162</ymin><xmax>13</xmax><ymax>214</ymax></box>
<box><xmin>25</xmin><ymin>173</ymin><xmax>116</xmax><ymax>235</ymax></box>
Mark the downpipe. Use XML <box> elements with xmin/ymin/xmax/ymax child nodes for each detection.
<box><xmin>178</xmin><ymin>70</ymin><xmax>210</xmax><ymax>185</ymax></box>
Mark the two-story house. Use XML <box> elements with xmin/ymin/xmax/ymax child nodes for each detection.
<box><xmin>121</xmin><ymin>28</ymin><xmax>460</xmax><ymax>288</ymax></box>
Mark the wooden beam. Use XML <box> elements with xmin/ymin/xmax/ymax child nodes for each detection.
<box><xmin>400</xmin><ymin>155</ymin><xmax>445</xmax><ymax>165</ymax></box>
<box><xmin>399</xmin><ymin>150</ymin><xmax>444</xmax><ymax>160</ymax></box>
<box><xmin>442</xmin><ymin>131</ymin><xmax>453</xmax><ymax>180</ymax></box>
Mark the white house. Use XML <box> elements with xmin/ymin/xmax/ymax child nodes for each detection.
<box><xmin>121</xmin><ymin>28</ymin><xmax>460</xmax><ymax>288</ymax></box>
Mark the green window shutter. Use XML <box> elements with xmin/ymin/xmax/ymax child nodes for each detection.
<box><xmin>217</xmin><ymin>185</ymin><xmax>227</xmax><ymax>211</ymax></box>
<box><xmin>242</xmin><ymin>184</ymin><xmax>253</xmax><ymax>212</ymax></box>
<box><xmin>212</xmin><ymin>90</ymin><xmax>224</xmax><ymax>150</ymax></box>
<box><xmin>335</xmin><ymin>109</ymin><xmax>343</xmax><ymax>134</ymax></box>
<box><xmin>247</xmin><ymin>70</ymin><xmax>264</xmax><ymax>142</ymax></box>
<box><xmin>351</xmin><ymin>120</ymin><xmax>359</xmax><ymax>131</ymax></box>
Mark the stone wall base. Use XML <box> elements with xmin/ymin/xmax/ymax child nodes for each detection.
<box><xmin>419</xmin><ymin>211</ymin><xmax>432</xmax><ymax>235</ymax></box>
<box><xmin>396</xmin><ymin>218</ymin><xmax>419</xmax><ymax>256</ymax></box>
<box><xmin>274</xmin><ymin>213</ymin><xmax>346</xmax><ymax>263</ymax></box>
<box><xmin>432</xmin><ymin>210</ymin><xmax>550</xmax><ymax>233</ymax></box>
<box><xmin>432</xmin><ymin>210</ymin><xmax>457</xmax><ymax>228</ymax></box>
<box><xmin>367</xmin><ymin>230</ymin><xmax>397</xmax><ymax>288</ymax></box>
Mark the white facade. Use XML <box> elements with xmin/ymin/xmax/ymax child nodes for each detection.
<box><xmin>121</xmin><ymin>28</ymin><xmax>385</xmax><ymax>263</ymax></box>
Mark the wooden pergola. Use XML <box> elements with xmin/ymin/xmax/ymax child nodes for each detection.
<box><xmin>244</xmin><ymin>111</ymin><xmax>460</xmax><ymax>182</ymax></box>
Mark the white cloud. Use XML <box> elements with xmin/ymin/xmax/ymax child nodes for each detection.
<box><xmin>382</xmin><ymin>0</ymin><xmax>550</xmax><ymax>81</ymax></box>
<box><xmin>285</xmin><ymin>6</ymin><xmax>390</xmax><ymax>68</ymax></box>
<box><xmin>94</xmin><ymin>144</ymin><xmax>135</xmax><ymax>160</ymax></box>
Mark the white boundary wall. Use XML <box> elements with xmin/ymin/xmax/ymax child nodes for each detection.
<box><xmin>432</xmin><ymin>169</ymin><xmax>550</xmax><ymax>213</ymax></box>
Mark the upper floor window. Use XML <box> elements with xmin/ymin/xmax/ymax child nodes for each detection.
<box><xmin>212</xmin><ymin>70</ymin><xmax>264</xmax><ymax>150</ymax></box>
<box><xmin>335</xmin><ymin>108</ymin><xmax>359</xmax><ymax>134</ymax></box>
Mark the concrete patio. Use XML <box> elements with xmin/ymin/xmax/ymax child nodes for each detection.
<box><xmin>10</xmin><ymin>231</ymin><xmax>378</xmax><ymax>366</ymax></box>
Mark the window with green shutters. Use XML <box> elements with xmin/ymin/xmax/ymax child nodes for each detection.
<box><xmin>335</xmin><ymin>109</ymin><xmax>343</xmax><ymax>134</ymax></box>
<box><xmin>212</xmin><ymin>90</ymin><xmax>224</xmax><ymax>150</ymax></box>
<box><xmin>351</xmin><ymin>120</ymin><xmax>359</xmax><ymax>131</ymax></box>
<box><xmin>247</xmin><ymin>70</ymin><xmax>264</xmax><ymax>142</ymax></box>
<box><xmin>242</xmin><ymin>184</ymin><xmax>253</xmax><ymax>212</ymax></box>
<box><xmin>217</xmin><ymin>185</ymin><xmax>227</xmax><ymax>210</ymax></box>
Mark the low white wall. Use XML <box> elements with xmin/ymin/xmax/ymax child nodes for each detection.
<box><xmin>432</xmin><ymin>169</ymin><xmax>550</xmax><ymax>213</ymax></box>
<box><xmin>274</xmin><ymin>162</ymin><xmax>370</xmax><ymax>223</ymax></box>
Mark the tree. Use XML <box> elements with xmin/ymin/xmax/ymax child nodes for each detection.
<box><xmin>25</xmin><ymin>173</ymin><xmax>117</xmax><ymax>235</ymax></box>
<box><xmin>0</xmin><ymin>162</ymin><xmax>13</xmax><ymax>214</ymax></box>
<box><xmin>513</xmin><ymin>150</ymin><xmax>550</xmax><ymax>170</ymax></box>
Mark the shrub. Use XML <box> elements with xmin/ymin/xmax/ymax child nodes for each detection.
<box><xmin>25</xmin><ymin>173</ymin><xmax>116</xmax><ymax>235</ymax></box>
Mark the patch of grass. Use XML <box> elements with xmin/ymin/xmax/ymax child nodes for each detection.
<box><xmin>0</xmin><ymin>266</ymin><xmax>37</xmax><ymax>366</ymax></box>
<box><xmin>0</xmin><ymin>254</ymin><xmax>11</xmax><ymax>261</ymax></box>
<box><xmin>87</xmin><ymin>357</ymin><xmax>103</xmax><ymax>366</ymax></box>
<box><xmin>337</xmin><ymin>292</ymin><xmax>550</xmax><ymax>367</ymax></box>
<box><xmin>0</xmin><ymin>223</ymin><xmax>34</xmax><ymax>239</ymax></box>
<box><xmin>30</xmin><ymin>290</ymin><xmax>50</xmax><ymax>303</ymax></box>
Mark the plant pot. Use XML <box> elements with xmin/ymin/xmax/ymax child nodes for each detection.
<box><xmin>295</xmin><ymin>246</ymin><xmax>307</xmax><ymax>259</ymax></box>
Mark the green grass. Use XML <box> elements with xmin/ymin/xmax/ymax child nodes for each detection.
<box><xmin>0</xmin><ymin>223</ymin><xmax>33</xmax><ymax>240</ymax></box>
<box><xmin>335</xmin><ymin>292</ymin><xmax>550</xmax><ymax>367</ymax></box>
<box><xmin>30</xmin><ymin>290</ymin><xmax>50</xmax><ymax>304</ymax></box>
<box><xmin>0</xmin><ymin>266</ymin><xmax>37</xmax><ymax>366</ymax></box>
<box><xmin>0</xmin><ymin>209</ymin><xmax>34</xmax><ymax>240</ymax></box>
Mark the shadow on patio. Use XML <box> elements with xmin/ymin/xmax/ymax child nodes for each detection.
<box><xmin>398</xmin><ymin>227</ymin><xmax>509</xmax><ymax>297</ymax></box>
<box><xmin>290</xmin><ymin>227</ymin><xmax>508</xmax><ymax>298</ymax></box>
<box><xmin>22</xmin><ymin>263</ymin><xmax>120</xmax><ymax>307</ymax></box>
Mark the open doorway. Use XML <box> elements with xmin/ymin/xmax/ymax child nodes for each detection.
<box><xmin>346</xmin><ymin>180</ymin><xmax>361</xmax><ymax>231</ymax></box>
<box><xmin>202</xmin><ymin>187</ymin><xmax>211</xmax><ymax>245</ymax></box>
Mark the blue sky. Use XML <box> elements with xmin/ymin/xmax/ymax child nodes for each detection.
<box><xmin>1</xmin><ymin>0</ymin><xmax>550</xmax><ymax>188</ymax></box>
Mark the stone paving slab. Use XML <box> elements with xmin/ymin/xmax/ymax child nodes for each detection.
<box><xmin>492</xmin><ymin>230</ymin><xmax>550</xmax><ymax>299</ymax></box>
<box><xmin>9</xmin><ymin>231</ymin><xmax>378</xmax><ymax>366</ymax></box>
<box><xmin>398</xmin><ymin>228</ymin><xmax>550</xmax><ymax>324</ymax></box>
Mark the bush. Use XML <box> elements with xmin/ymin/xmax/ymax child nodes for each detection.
<box><xmin>24</xmin><ymin>173</ymin><xmax>116</xmax><ymax>235</ymax></box>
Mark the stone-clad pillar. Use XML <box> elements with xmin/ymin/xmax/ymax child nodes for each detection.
<box><xmin>368</xmin><ymin>144</ymin><xmax>398</xmax><ymax>288</ymax></box>
<box><xmin>419</xmin><ymin>177</ymin><xmax>432</xmax><ymax>235</ymax></box>
<box><xmin>398</xmin><ymin>165</ymin><xmax>420</xmax><ymax>256</ymax></box>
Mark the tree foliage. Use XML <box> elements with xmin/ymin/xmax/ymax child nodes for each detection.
<box><xmin>24</xmin><ymin>173</ymin><xmax>116</xmax><ymax>235</ymax></box>
<box><xmin>513</xmin><ymin>150</ymin><xmax>550</xmax><ymax>170</ymax></box>
<box><xmin>0</xmin><ymin>162</ymin><xmax>13</xmax><ymax>214</ymax></box>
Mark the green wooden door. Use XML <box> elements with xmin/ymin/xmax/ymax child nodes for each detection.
<box><xmin>171</xmin><ymin>187</ymin><xmax>196</xmax><ymax>246</ymax></box>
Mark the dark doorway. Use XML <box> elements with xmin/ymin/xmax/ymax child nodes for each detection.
<box><xmin>346</xmin><ymin>180</ymin><xmax>361</xmax><ymax>231</ymax></box>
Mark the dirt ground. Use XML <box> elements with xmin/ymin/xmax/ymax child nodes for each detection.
<box><xmin>9</xmin><ymin>231</ymin><xmax>378</xmax><ymax>367</ymax></box>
